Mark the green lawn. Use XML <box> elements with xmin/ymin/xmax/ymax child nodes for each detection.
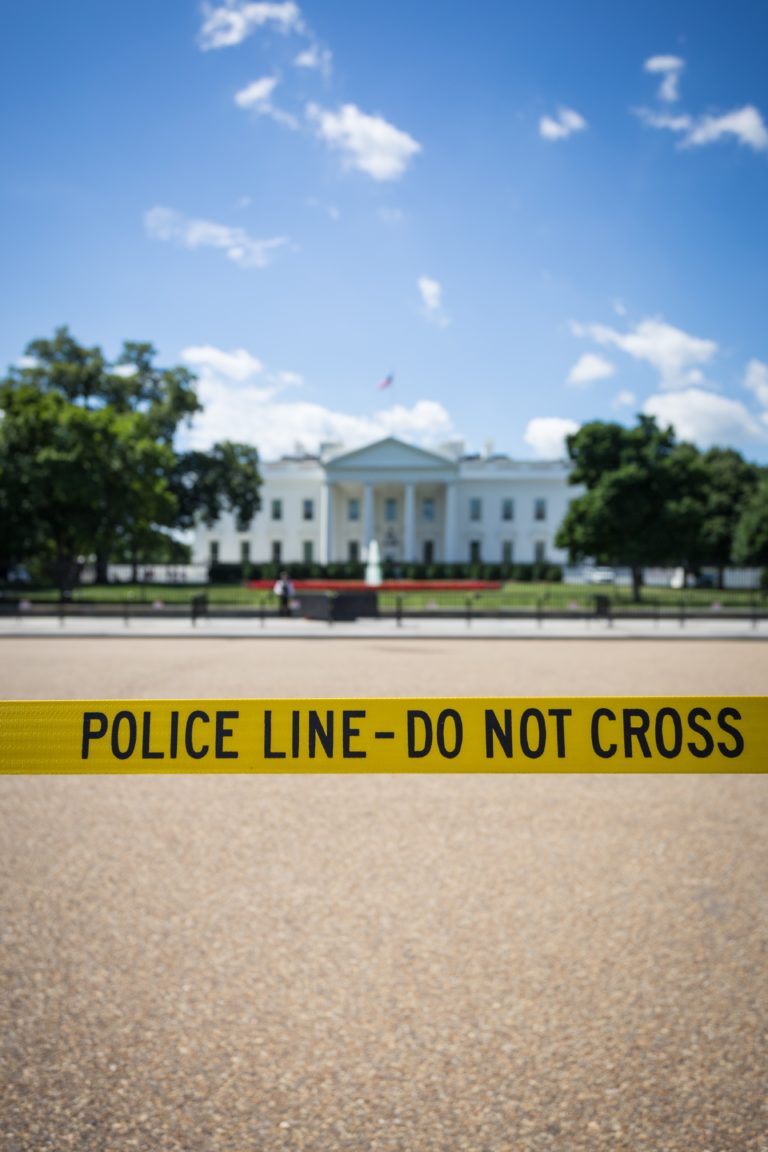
<box><xmin>7</xmin><ymin>580</ymin><xmax>765</xmax><ymax>613</ymax></box>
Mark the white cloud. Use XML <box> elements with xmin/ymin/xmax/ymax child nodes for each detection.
<box><xmin>417</xmin><ymin>275</ymin><xmax>449</xmax><ymax>326</ymax></box>
<box><xmin>199</xmin><ymin>1</ymin><xmax>303</xmax><ymax>50</ymax></box>
<box><xmin>612</xmin><ymin>389</ymin><xmax>637</xmax><ymax>409</ymax></box>
<box><xmin>235</xmin><ymin>76</ymin><xmax>278</xmax><ymax>107</ymax></box>
<box><xmin>644</xmin><ymin>55</ymin><xmax>685</xmax><ymax>103</ymax></box>
<box><xmin>644</xmin><ymin>388</ymin><xmax>766</xmax><ymax>448</ymax></box>
<box><xmin>686</xmin><ymin>105</ymin><xmax>768</xmax><ymax>152</ymax></box>
<box><xmin>524</xmin><ymin>417</ymin><xmax>580</xmax><ymax>458</ymax></box>
<box><xmin>15</xmin><ymin>355</ymin><xmax>39</xmax><ymax>370</ymax></box>
<box><xmin>539</xmin><ymin>107</ymin><xmax>587</xmax><ymax>141</ymax></box>
<box><xmin>187</xmin><ymin>385</ymin><xmax>454</xmax><ymax>458</ymax></box>
<box><xmin>634</xmin><ymin>108</ymin><xmax>693</xmax><ymax>134</ymax></box>
<box><xmin>644</xmin><ymin>54</ymin><xmax>685</xmax><ymax>73</ymax></box>
<box><xmin>306</xmin><ymin>102</ymin><xmax>422</xmax><ymax>181</ymax></box>
<box><xmin>566</xmin><ymin>352</ymin><xmax>616</xmax><ymax>386</ymax></box>
<box><xmin>635</xmin><ymin>103</ymin><xmax>768</xmax><ymax>152</ymax></box>
<box><xmin>375</xmin><ymin>401</ymin><xmax>454</xmax><ymax>441</ymax></box>
<box><xmin>294</xmin><ymin>43</ymin><xmax>332</xmax><ymax>76</ymax></box>
<box><xmin>571</xmin><ymin>316</ymin><xmax>717</xmax><ymax>389</ymax></box>
<box><xmin>182</xmin><ymin>345</ymin><xmax>264</xmax><ymax>382</ymax></box>
<box><xmin>418</xmin><ymin>276</ymin><xmax>441</xmax><ymax>312</ymax></box>
<box><xmin>273</xmin><ymin>370</ymin><xmax>304</xmax><ymax>388</ymax></box>
<box><xmin>234</xmin><ymin>76</ymin><xmax>299</xmax><ymax>127</ymax></box>
<box><xmin>178</xmin><ymin>344</ymin><xmax>455</xmax><ymax>457</ymax></box>
<box><xmin>744</xmin><ymin>359</ymin><xmax>768</xmax><ymax>407</ymax></box>
<box><xmin>144</xmin><ymin>206</ymin><xmax>288</xmax><ymax>269</ymax></box>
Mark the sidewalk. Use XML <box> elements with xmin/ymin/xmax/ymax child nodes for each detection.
<box><xmin>1</xmin><ymin>612</ymin><xmax>765</xmax><ymax>640</ymax></box>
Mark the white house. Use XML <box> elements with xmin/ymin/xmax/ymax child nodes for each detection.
<box><xmin>191</xmin><ymin>436</ymin><xmax>577</xmax><ymax>569</ymax></box>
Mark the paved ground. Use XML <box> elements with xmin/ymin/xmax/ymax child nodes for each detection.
<box><xmin>2</xmin><ymin>630</ymin><xmax>768</xmax><ymax>699</ymax></box>
<box><xmin>1</xmin><ymin>635</ymin><xmax>767</xmax><ymax>1150</ymax></box>
<box><xmin>1</xmin><ymin>610</ymin><xmax>766</xmax><ymax>642</ymax></box>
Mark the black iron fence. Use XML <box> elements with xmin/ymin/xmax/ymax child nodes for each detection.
<box><xmin>2</xmin><ymin>578</ymin><xmax>766</xmax><ymax>623</ymax></box>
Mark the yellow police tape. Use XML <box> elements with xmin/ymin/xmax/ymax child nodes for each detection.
<box><xmin>1</xmin><ymin>697</ymin><xmax>767</xmax><ymax>773</ymax></box>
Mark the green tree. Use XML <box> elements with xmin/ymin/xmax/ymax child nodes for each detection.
<box><xmin>697</xmin><ymin>447</ymin><xmax>759</xmax><ymax>584</ymax></box>
<box><xmin>0</xmin><ymin>327</ymin><xmax>262</xmax><ymax>588</ymax></box>
<box><xmin>171</xmin><ymin>441</ymin><xmax>262</xmax><ymax>533</ymax></box>
<box><xmin>555</xmin><ymin>415</ymin><xmax>708</xmax><ymax>601</ymax></box>
<box><xmin>732</xmin><ymin>469</ymin><xmax>768</xmax><ymax>565</ymax></box>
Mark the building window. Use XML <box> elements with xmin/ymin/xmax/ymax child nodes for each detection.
<box><xmin>303</xmin><ymin>540</ymin><xmax>313</xmax><ymax>565</ymax></box>
<box><xmin>469</xmin><ymin>497</ymin><xmax>482</xmax><ymax>522</ymax></box>
<box><xmin>271</xmin><ymin>498</ymin><xmax>282</xmax><ymax>521</ymax></box>
<box><xmin>423</xmin><ymin>540</ymin><xmax>434</xmax><ymax>564</ymax></box>
<box><xmin>209</xmin><ymin>541</ymin><xmax>219</xmax><ymax>564</ymax></box>
<box><xmin>534</xmin><ymin>498</ymin><xmax>547</xmax><ymax>521</ymax></box>
<box><xmin>502</xmin><ymin>498</ymin><xmax>514</xmax><ymax>521</ymax></box>
<box><xmin>422</xmin><ymin>497</ymin><xmax>435</xmax><ymax>522</ymax></box>
<box><xmin>469</xmin><ymin>540</ymin><xmax>482</xmax><ymax>564</ymax></box>
<box><xmin>303</xmin><ymin>498</ymin><xmax>314</xmax><ymax>521</ymax></box>
<box><xmin>240</xmin><ymin>540</ymin><xmax>250</xmax><ymax>564</ymax></box>
<box><xmin>385</xmin><ymin>497</ymin><xmax>398</xmax><ymax>522</ymax></box>
<box><xmin>502</xmin><ymin>540</ymin><xmax>513</xmax><ymax>566</ymax></box>
<box><xmin>272</xmin><ymin>541</ymin><xmax>282</xmax><ymax>564</ymax></box>
<box><xmin>348</xmin><ymin>540</ymin><xmax>360</xmax><ymax>563</ymax></box>
<box><xmin>348</xmin><ymin>498</ymin><xmax>360</xmax><ymax>522</ymax></box>
<box><xmin>534</xmin><ymin>540</ymin><xmax>546</xmax><ymax>563</ymax></box>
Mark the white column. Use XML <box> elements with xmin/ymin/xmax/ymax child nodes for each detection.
<box><xmin>444</xmin><ymin>482</ymin><xmax>457</xmax><ymax>562</ymax></box>
<box><xmin>404</xmin><ymin>483</ymin><xmax>415</xmax><ymax>563</ymax></box>
<box><xmin>320</xmin><ymin>482</ymin><xmax>334</xmax><ymax>565</ymax></box>
<box><xmin>363</xmin><ymin>483</ymin><xmax>374</xmax><ymax>550</ymax></box>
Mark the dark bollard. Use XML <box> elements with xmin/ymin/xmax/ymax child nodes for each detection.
<box><xmin>59</xmin><ymin>588</ymin><xmax>72</xmax><ymax>628</ymax></box>
<box><xmin>190</xmin><ymin>592</ymin><xmax>207</xmax><ymax>626</ymax></box>
<box><xmin>592</xmin><ymin>594</ymin><xmax>612</xmax><ymax>628</ymax></box>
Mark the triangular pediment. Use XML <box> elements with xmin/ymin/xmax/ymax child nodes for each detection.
<box><xmin>326</xmin><ymin>437</ymin><xmax>455</xmax><ymax>474</ymax></box>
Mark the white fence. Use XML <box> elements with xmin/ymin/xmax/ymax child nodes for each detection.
<box><xmin>563</xmin><ymin>565</ymin><xmax>763</xmax><ymax>589</ymax></box>
<box><xmin>101</xmin><ymin>564</ymin><xmax>209</xmax><ymax>585</ymax></box>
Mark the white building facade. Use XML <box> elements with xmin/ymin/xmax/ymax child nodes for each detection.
<box><xmin>192</xmin><ymin>437</ymin><xmax>578</xmax><ymax>569</ymax></box>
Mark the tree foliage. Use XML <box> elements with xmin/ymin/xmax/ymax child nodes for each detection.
<box><xmin>0</xmin><ymin>327</ymin><xmax>262</xmax><ymax>586</ymax></box>
<box><xmin>172</xmin><ymin>442</ymin><xmax>262</xmax><ymax>533</ymax></box>
<box><xmin>732</xmin><ymin>470</ymin><xmax>768</xmax><ymax>565</ymax></box>
<box><xmin>556</xmin><ymin>415</ymin><xmax>710</xmax><ymax>600</ymax></box>
<box><xmin>697</xmin><ymin>447</ymin><xmax>760</xmax><ymax>575</ymax></box>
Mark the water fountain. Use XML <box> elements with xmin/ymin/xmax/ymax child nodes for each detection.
<box><xmin>364</xmin><ymin>539</ymin><xmax>383</xmax><ymax>586</ymax></box>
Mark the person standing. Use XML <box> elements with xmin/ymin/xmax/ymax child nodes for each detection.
<box><xmin>273</xmin><ymin>571</ymin><xmax>294</xmax><ymax>616</ymax></box>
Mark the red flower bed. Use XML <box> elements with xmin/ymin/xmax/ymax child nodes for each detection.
<box><xmin>247</xmin><ymin>579</ymin><xmax>502</xmax><ymax>592</ymax></box>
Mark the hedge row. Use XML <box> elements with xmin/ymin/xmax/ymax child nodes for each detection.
<box><xmin>209</xmin><ymin>560</ymin><xmax>564</xmax><ymax>584</ymax></box>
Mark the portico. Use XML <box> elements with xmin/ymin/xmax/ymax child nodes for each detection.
<box><xmin>320</xmin><ymin>440</ymin><xmax>460</xmax><ymax>565</ymax></box>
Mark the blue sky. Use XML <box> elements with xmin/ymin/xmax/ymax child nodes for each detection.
<box><xmin>3</xmin><ymin>0</ymin><xmax>768</xmax><ymax>461</ymax></box>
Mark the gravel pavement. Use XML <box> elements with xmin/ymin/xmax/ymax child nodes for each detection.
<box><xmin>1</xmin><ymin>637</ymin><xmax>767</xmax><ymax>1151</ymax></box>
